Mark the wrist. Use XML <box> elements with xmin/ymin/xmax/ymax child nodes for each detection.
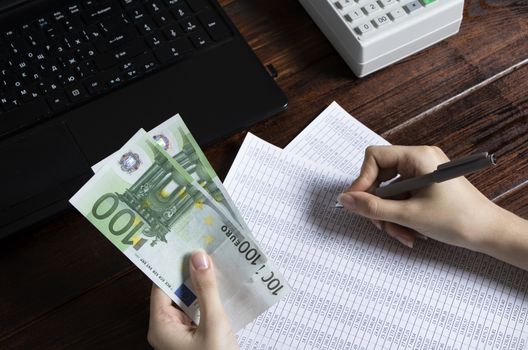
<box><xmin>470</xmin><ymin>202</ymin><xmax>509</xmax><ymax>255</ymax></box>
<box><xmin>474</xmin><ymin>202</ymin><xmax>528</xmax><ymax>270</ymax></box>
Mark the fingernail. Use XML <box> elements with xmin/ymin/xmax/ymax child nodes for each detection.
<box><xmin>337</xmin><ymin>193</ymin><xmax>356</xmax><ymax>210</ymax></box>
<box><xmin>372</xmin><ymin>220</ymin><xmax>382</xmax><ymax>231</ymax></box>
<box><xmin>415</xmin><ymin>233</ymin><xmax>428</xmax><ymax>241</ymax></box>
<box><xmin>395</xmin><ymin>235</ymin><xmax>414</xmax><ymax>249</ymax></box>
<box><xmin>191</xmin><ymin>250</ymin><xmax>209</xmax><ymax>270</ymax></box>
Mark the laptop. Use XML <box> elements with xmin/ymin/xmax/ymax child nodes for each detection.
<box><xmin>0</xmin><ymin>0</ymin><xmax>287</xmax><ymax>238</ymax></box>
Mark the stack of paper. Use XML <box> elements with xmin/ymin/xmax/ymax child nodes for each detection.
<box><xmin>70</xmin><ymin>115</ymin><xmax>290</xmax><ymax>331</ymax></box>
<box><xmin>227</xmin><ymin>102</ymin><xmax>528</xmax><ymax>349</ymax></box>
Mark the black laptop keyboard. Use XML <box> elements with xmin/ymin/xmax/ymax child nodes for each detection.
<box><xmin>0</xmin><ymin>0</ymin><xmax>232</xmax><ymax>137</ymax></box>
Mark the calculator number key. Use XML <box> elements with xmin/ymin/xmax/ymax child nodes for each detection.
<box><xmin>335</xmin><ymin>0</ymin><xmax>355</xmax><ymax>9</ymax></box>
<box><xmin>354</xmin><ymin>22</ymin><xmax>374</xmax><ymax>35</ymax></box>
<box><xmin>378</xmin><ymin>0</ymin><xmax>396</xmax><ymax>7</ymax></box>
<box><xmin>344</xmin><ymin>9</ymin><xmax>364</xmax><ymax>22</ymax></box>
<box><xmin>372</xmin><ymin>14</ymin><xmax>390</xmax><ymax>27</ymax></box>
<box><xmin>362</xmin><ymin>2</ymin><xmax>381</xmax><ymax>14</ymax></box>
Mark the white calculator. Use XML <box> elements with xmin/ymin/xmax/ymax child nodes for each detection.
<box><xmin>299</xmin><ymin>0</ymin><xmax>464</xmax><ymax>77</ymax></box>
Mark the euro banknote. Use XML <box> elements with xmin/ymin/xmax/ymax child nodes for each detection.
<box><xmin>92</xmin><ymin>115</ymin><xmax>249</xmax><ymax>232</ymax></box>
<box><xmin>71</xmin><ymin>129</ymin><xmax>290</xmax><ymax>330</ymax></box>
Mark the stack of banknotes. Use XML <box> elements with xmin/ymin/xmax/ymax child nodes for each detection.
<box><xmin>70</xmin><ymin>115</ymin><xmax>290</xmax><ymax>331</ymax></box>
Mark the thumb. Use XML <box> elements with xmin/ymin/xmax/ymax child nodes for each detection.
<box><xmin>189</xmin><ymin>250</ymin><xmax>226</xmax><ymax>332</ymax></box>
<box><xmin>337</xmin><ymin>191</ymin><xmax>412</xmax><ymax>225</ymax></box>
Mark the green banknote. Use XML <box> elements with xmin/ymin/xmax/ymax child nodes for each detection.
<box><xmin>92</xmin><ymin>115</ymin><xmax>248</xmax><ymax>232</ymax></box>
<box><xmin>72</xmin><ymin>129</ymin><xmax>290</xmax><ymax>330</ymax></box>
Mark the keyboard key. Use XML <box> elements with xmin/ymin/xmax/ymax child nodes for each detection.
<box><xmin>65</xmin><ymin>83</ymin><xmax>89</xmax><ymax>102</ymax></box>
<box><xmin>127</xmin><ymin>6</ymin><xmax>147</xmax><ymax>22</ymax></box>
<box><xmin>403</xmin><ymin>0</ymin><xmax>422</xmax><ymax>12</ymax></box>
<box><xmin>123</xmin><ymin>68</ymin><xmax>139</xmax><ymax>80</ymax></box>
<box><xmin>62</xmin><ymin>15</ymin><xmax>84</xmax><ymax>32</ymax></box>
<box><xmin>164</xmin><ymin>0</ymin><xmax>184</xmax><ymax>5</ymax></box>
<box><xmin>388</xmin><ymin>7</ymin><xmax>406</xmax><ymax>19</ymax></box>
<box><xmin>94</xmin><ymin>40</ymin><xmax>148</xmax><ymax>70</ymax></box>
<box><xmin>94</xmin><ymin>27</ymin><xmax>135</xmax><ymax>52</ymax></box>
<box><xmin>354</xmin><ymin>22</ymin><xmax>374</xmax><ymax>35</ymax></box>
<box><xmin>145</xmin><ymin>32</ymin><xmax>165</xmax><ymax>48</ymax></box>
<box><xmin>67</xmin><ymin>4</ymin><xmax>81</xmax><ymax>15</ymax></box>
<box><xmin>38</xmin><ymin>78</ymin><xmax>60</xmax><ymax>94</ymax></box>
<box><xmin>198</xmin><ymin>10</ymin><xmax>231</xmax><ymax>41</ymax></box>
<box><xmin>136</xmin><ymin>19</ymin><xmax>157</xmax><ymax>35</ymax></box>
<box><xmin>81</xmin><ymin>4</ymin><xmax>116</xmax><ymax>24</ymax></box>
<box><xmin>186</xmin><ymin>0</ymin><xmax>209</xmax><ymax>12</ymax></box>
<box><xmin>171</xmin><ymin>3</ymin><xmax>192</xmax><ymax>19</ymax></box>
<box><xmin>189</xmin><ymin>30</ymin><xmax>211</xmax><ymax>48</ymax></box>
<box><xmin>57</xmin><ymin>69</ymin><xmax>77</xmax><ymax>86</ymax></box>
<box><xmin>122</xmin><ymin>0</ymin><xmax>141</xmax><ymax>7</ymax></box>
<box><xmin>82</xmin><ymin>0</ymin><xmax>97</xmax><ymax>8</ymax></box>
<box><xmin>103</xmin><ymin>69</ymin><xmax>125</xmax><ymax>88</ymax></box>
<box><xmin>0</xmin><ymin>98</ymin><xmax>50</xmax><ymax>137</ymax></box>
<box><xmin>180</xmin><ymin>18</ymin><xmax>200</xmax><ymax>32</ymax></box>
<box><xmin>162</xmin><ymin>23</ymin><xmax>180</xmax><ymax>40</ymax></box>
<box><xmin>335</xmin><ymin>0</ymin><xmax>354</xmax><ymax>9</ymax></box>
<box><xmin>84</xmin><ymin>76</ymin><xmax>105</xmax><ymax>95</ymax></box>
<box><xmin>47</xmin><ymin>91</ymin><xmax>69</xmax><ymax>112</ymax></box>
<box><xmin>131</xmin><ymin>52</ymin><xmax>159</xmax><ymax>72</ymax></box>
<box><xmin>152</xmin><ymin>10</ymin><xmax>173</xmax><ymax>26</ymax></box>
<box><xmin>73</xmin><ymin>60</ymin><xmax>96</xmax><ymax>78</ymax></box>
<box><xmin>0</xmin><ymin>93</ymin><xmax>19</xmax><ymax>111</ymax></box>
<box><xmin>362</xmin><ymin>2</ymin><xmax>381</xmax><ymax>14</ymax></box>
<box><xmin>154</xmin><ymin>38</ymin><xmax>192</xmax><ymax>63</ymax></box>
<box><xmin>75</xmin><ymin>42</ymin><xmax>97</xmax><ymax>60</ymax></box>
<box><xmin>145</xmin><ymin>0</ymin><xmax>165</xmax><ymax>14</ymax></box>
<box><xmin>18</xmin><ymin>86</ymin><xmax>39</xmax><ymax>103</ymax></box>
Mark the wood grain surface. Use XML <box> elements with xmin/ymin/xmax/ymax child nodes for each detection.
<box><xmin>1</xmin><ymin>0</ymin><xmax>527</xmax><ymax>348</ymax></box>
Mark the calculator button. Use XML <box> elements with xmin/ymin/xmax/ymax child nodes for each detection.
<box><xmin>372</xmin><ymin>14</ymin><xmax>390</xmax><ymax>27</ymax></box>
<box><xmin>362</xmin><ymin>2</ymin><xmax>381</xmax><ymax>14</ymax></box>
<box><xmin>388</xmin><ymin>7</ymin><xmax>406</xmax><ymax>19</ymax></box>
<box><xmin>403</xmin><ymin>0</ymin><xmax>422</xmax><ymax>12</ymax></box>
<box><xmin>344</xmin><ymin>9</ymin><xmax>364</xmax><ymax>22</ymax></box>
<box><xmin>355</xmin><ymin>0</ymin><xmax>369</xmax><ymax>4</ymax></box>
<box><xmin>335</xmin><ymin>0</ymin><xmax>355</xmax><ymax>9</ymax></box>
<box><xmin>378</xmin><ymin>0</ymin><xmax>396</xmax><ymax>7</ymax></box>
<box><xmin>354</xmin><ymin>22</ymin><xmax>373</xmax><ymax>34</ymax></box>
<box><xmin>421</xmin><ymin>0</ymin><xmax>436</xmax><ymax>5</ymax></box>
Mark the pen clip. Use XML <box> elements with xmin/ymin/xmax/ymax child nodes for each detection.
<box><xmin>437</xmin><ymin>152</ymin><xmax>492</xmax><ymax>171</ymax></box>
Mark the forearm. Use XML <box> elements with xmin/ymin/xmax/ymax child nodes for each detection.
<box><xmin>478</xmin><ymin>204</ymin><xmax>528</xmax><ymax>271</ymax></box>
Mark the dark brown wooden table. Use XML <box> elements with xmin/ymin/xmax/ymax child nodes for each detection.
<box><xmin>1</xmin><ymin>0</ymin><xmax>527</xmax><ymax>348</ymax></box>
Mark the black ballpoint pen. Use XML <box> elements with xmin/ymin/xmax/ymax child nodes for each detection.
<box><xmin>336</xmin><ymin>152</ymin><xmax>496</xmax><ymax>205</ymax></box>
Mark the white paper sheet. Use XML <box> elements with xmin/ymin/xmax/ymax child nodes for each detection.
<box><xmin>285</xmin><ymin>101</ymin><xmax>390</xmax><ymax>176</ymax></box>
<box><xmin>226</xmin><ymin>131</ymin><xmax>528</xmax><ymax>349</ymax></box>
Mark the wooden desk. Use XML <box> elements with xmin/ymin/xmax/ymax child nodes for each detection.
<box><xmin>1</xmin><ymin>0</ymin><xmax>527</xmax><ymax>348</ymax></box>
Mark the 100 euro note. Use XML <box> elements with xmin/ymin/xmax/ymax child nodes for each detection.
<box><xmin>92</xmin><ymin>115</ymin><xmax>249</xmax><ymax>232</ymax></box>
<box><xmin>71</xmin><ymin>129</ymin><xmax>290</xmax><ymax>330</ymax></box>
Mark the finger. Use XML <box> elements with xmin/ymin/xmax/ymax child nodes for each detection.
<box><xmin>189</xmin><ymin>250</ymin><xmax>225</xmax><ymax>332</ymax></box>
<box><xmin>150</xmin><ymin>284</ymin><xmax>173</xmax><ymax>312</ymax></box>
<box><xmin>338</xmin><ymin>191</ymin><xmax>412</xmax><ymax>225</ymax></box>
<box><xmin>346</xmin><ymin>146</ymin><xmax>409</xmax><ymax>192</ymax></box>
<box><xmin>383</xmin><ymin>222</ymin><xmax>416</xmax><ymax>248</ymax></box>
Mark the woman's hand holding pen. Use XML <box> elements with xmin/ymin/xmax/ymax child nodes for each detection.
<box><xmin>337</xmin><ymin>145</ymin><xmax>528</xmax><ymax>271</ymax></box>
